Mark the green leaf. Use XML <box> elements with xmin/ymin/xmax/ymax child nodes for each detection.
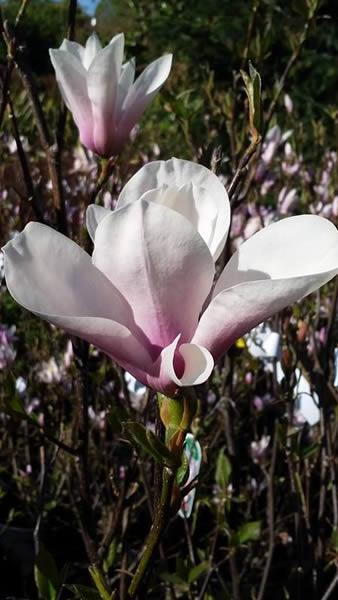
<box><xmin>64</xmin><ymin>585</ymin><xmax>101</xmax><ymax>600</ymax></box>
<box><xmin>188</xmin><ymin>561</ymin><xmax>209</xmax><ymax>584</ymax></box>
<box><xmin>3</xmin><ymin>394</ymin><xmax>27</xmax><ymax>418</ymax></box>
<box><xmin>232</xmin><ymin>521</ymin><xmax>261</xmax><ymax>547</ymax></box>
<box><xmin>176</xmin><ymin>454</ymin><xmax>190</xmax><ymax>487</ymax></box>
<box><xmin>34</xmin><ymin>544</ymin><xmax>59</xmax><ymax>600</ymax></box>
<box><xmin>330</xmin><ymin>528</ymin><xmax>338</xmax><ymax>551</ymax></box>
<box><xmin>107</xmin><ymin>403</ymin><xmax>129</xmax><ymax>434</ymax></box>
<box><xmin>159</xmin><ymin>572</ymin><xmax>189</xmax><ymax>592</ymax></box>
<box><xmin>240</xmin><ymin>62</ymin><xmax>262</xmax><ymax>140</ymax></box>
<box><xmin>103</xmin><ymin>538</ymin><xmax>118</xmax><ymax>574</ymax></box>
<box><xmin>88</xmin><ymin>567</ymin><xmax>113</xmax><ymax>600</ymax></box>
<box><xmin>122</xmin><ymin>421</ymin><xmax>177</xmax><ymax>468</ymax></box>
<box><xmin>215</xmin><ymin>448</ymin><xmax>232</xmax><ymax>490</ymax></box>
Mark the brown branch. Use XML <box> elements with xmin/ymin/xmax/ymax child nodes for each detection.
<box><xmin>6</xmin><ymin>90</ymin><xmax>45</xmax><ymax>223</ymax></box>
<box><xmin>15</xmin><ymin>58</ymin><xmax>67</xmax><ymax>229</ymax></box>
<box><xmin>56</xmin><ymin>0</ymin><xmax>78</xmax><ymax>154</ymax></box>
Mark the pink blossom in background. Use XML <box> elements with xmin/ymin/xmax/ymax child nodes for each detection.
<box><xmin>3</xmin><ymin>158</ymin><xmax>338</xmax><ymax>396</ymax></box>
<box><xmin>49</xmin><ymin>33</ymin><xmax>172</xmax><ymax>157</ymax></box>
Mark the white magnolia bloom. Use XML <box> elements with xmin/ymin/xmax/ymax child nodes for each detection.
<box><xmin>2</xmin><ymin>158</ymin><xmax>338</xmax><ymax>396</ymax></box>
<box><xmin>49</xmin><ymin>33</ymin><xmax>172</xmax><ymax>157</ymax></box>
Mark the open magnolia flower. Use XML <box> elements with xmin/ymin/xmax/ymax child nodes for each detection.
<box><xmin>3</xmin><ymin>158</ymin><xmax>338</xmax><ymax>396</ymax></box>
<box><xmin>49</xmin><ymin>33</ymin><xmax>172</xmax><ymax>157</ymax></box>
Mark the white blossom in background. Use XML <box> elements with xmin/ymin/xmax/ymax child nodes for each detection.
<box><xmin>49</xmin><ymin>33</ymin><xmax>172</xmax><ymax>157</ymax></box>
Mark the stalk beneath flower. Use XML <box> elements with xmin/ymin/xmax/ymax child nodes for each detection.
<box><xmin>90</xmin><ymin>156</ymin><xmax>116</xmax><ymax>204</ymax></box>
<box><xmin>128</xmin><ymin>391</ymin><xmax>197</xmax><ymax>597</ymax></box>
<box><xmin>128</xmin><ymin>466</ymin><xmax>175</xmax><ymax>598</ymax></box>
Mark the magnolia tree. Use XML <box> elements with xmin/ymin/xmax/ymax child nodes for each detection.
<box><xmin>1</xmin><ymin>1</ymin><xmax>338</xmax><ymax>599</ymax></box>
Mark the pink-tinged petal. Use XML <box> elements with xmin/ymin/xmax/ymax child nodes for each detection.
<box><xmin>139</xmin><ymin>183</ymin><xmax>225</xmax><ymax>260</ymax></box>
<box><xmin>49</xmin><ymin>48</ymin><xmax>94</xmax><ymax>149</ymax></box>
<box><xmin>146</xmin><ymin>335</ymin><xmax>214</xmax><ymax>395</ymax></box>
<box><xmin>2</xmin><ymin>223</ymin><xmax>153</xmax><ymax>371</ymax></box>
<box><xmin>83</xmin><ymin>33</ymin><xmax>102</xmax><ymax>70</ymax></box>
<box><xmin>116</xmin><ymin>58</ymin><xmax>136</xmax><ymax>119</ymax></box>
<box><xmin>115</xmin><ymin>54</ymin><xmax>172</xmax><ymax>146</ymax></box>
<box><xmin>86</xmin><ymin>204</ymin><xmax>111</xmax><ymax>242</ymax></box>
<box><xmin>193</xmin><ymin>215</ymin><xmax>338</xmax><ymax>359</ymax></box>
<box><xmin>117</xmin><ymin>158</ymin><xmax>230</xmax><ymax>260</ymax></box>
<box><xmin>92</xmin><ymin>199</ymin><xmax>215</xmax><ymax>349</ymax></box>
<box><xmin>60</xmin><ymin>39</ymin><xmax>85</xmax><ymax>64</ymax></box>
<box><xmin>87</xmin><ymin>33</ymin><xmax>124</xmax><ymax>156</ymax></box>
<box><xmin>214</xmin><ymin>215</ymin><xmax>338</xmax><ymax>292</ymax></box>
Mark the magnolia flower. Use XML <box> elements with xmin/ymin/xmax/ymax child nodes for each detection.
<box><xmin>49</xmin><ymin>33</ymin><xmax>172</xmax><ymax>157</ymax></box>
<box><xmin>3</xmin><ymin>158</ymin><xmax>338</xmax><ymax>396</ymax></box>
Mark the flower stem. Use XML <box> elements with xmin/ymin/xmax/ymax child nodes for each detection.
<box><xmin>128</xmin><ymin>466</ymin><xmax>175</xmax><ymax>597</ymax></box>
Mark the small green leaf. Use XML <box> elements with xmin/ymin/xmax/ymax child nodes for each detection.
<box><xmin>103</xmin><ymin>538</ymin><xmax>117</xmax><ymax>574</ymax></box>
<box><xmin>159</xmin><ymin>572</ymin><xmax>189</xmax><ymax>592</ymax></box>
<box><xmin>34</xmin><ymin>544</ymin><xmax>59</xmax><ymax>600</ymax></box>
<box><xmin>330</xmin><ymin>528</ymin><xmax>338</xmax><ymax>551</ymax></box>
<box><xmin>122</xmin><ymin>421</ymin><xmax>177</xmax><ymax>468</ymax></box>
<box><xmin>176</xmin><ymin>454</ymin><xmax>190</xmax><ymax>487</ymax></box>
<box><xmin>3</xmin><ymin>394</ymin><xmax>27</xmax><ymax>418</ymax></box>
<box><xmin>88</xmin><ymin>567</ymin><xmax>112</xmax><ymax>600</ymax></box>
<box><xmin>146</xmin><ymin>429</ymin><xmax>177</xmax><ymax>468</ymax></box>
<box><xmin>215</xmin><ymin>448</ymin><xmax>232</xmax><ymax>490</ymax></box>
<box><xmin>232</xmin><ymin>521</ymin><xmax>261</xmax><ymax>546</ymax></box>
<box><xmin>240</xmin><ymin>62</ymin><xmax>262</xmax><ymax>140</ymax></box>
<box><xmin>188</xmin><ymin>561</ymin><xmax>209</xmax><ymax>584</ymax></box>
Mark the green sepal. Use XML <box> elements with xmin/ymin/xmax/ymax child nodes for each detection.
<box><xmin>158</xmin><ymin>394</ymin><xmax>184</xmax><ymax>429</ymax></box>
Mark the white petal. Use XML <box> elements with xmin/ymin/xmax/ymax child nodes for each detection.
<box><xmin>2</xmin><ymin>223</ymin><xmax>152</xmax><ymax>370</ymax></box>
<box><xmin>60</xmin><ymin>39</ymin><xmax>85</xmax><ymax>64</ymax></box>
<box><xmin>116</xmin><ymin>57</ymin><xmax>136</xmax><ymax>119</ymax></box>
<box><xmin>164</xmin><ymin>338</ymin><xmax>214</xmax><ymax>387</ymax></box>
<box><xmin>83</xmin><ymin>33</ymin><xmax>102</xmax><ymax>70</ymax></box>
<box><xmin>193</xmin><ymin>215</ymin><xmax>338</xmax><ymax>360</ymax></box>
<box><xmin>92</xmin><ymin>199</ymin><xmax>215</xmax><ymax>349</ymax></box>
<box><xmin>2</xmin><ymin>222</ymin><xmax>126</xmax><ymax>320</ymax></box>
<box><xmin>87</xmin><ymin>33</ymin><xmax>125</xmax><ymax>155</ymax></box>
<box><xmin>214</xmin><ymin>215</ymin><xmax>338</xmax><ymax>293</ymax></box>
<box><xmin>86</xmin><ymin>204</ymin><xmax>111</xmax><ymax>242</ymax></box>
<box><xmin>117</xmin><ymin>158</ymin><xmax>230</xmax><ymax>260</ymax></box>
<box><xmin>49</xmin><ymin>49</ymin><xmax>93</xmax><ymax>148</ymax></box>
<box><xmin>115</xmin><ymin>54</ymin><xmax>172</xmax><ymax>144</ymax></box>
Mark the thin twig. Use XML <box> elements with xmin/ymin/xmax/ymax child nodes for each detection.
<box><xmin>14</xmin><ymin>52</ymin><xmax>67</xmax><ymax>232</ymax></box>
<box><xmin>227</xmin><ymin>137</ymin><xmax>261</xmax><ymax>201</ymax></box>
<box><xmin>56</xmin><ymin>0</ymin><xmax>77</xmax><ymax>154</ymax></box>
<box><xmin>257</xmin><ymin>422</ymin><xmax>278</xmax><ymax>600</ymax></box>
<box><xmin>0</xmin><ymin>0</ymin><xmax>30</xmax><ymax>126</ymax></box>
<box><xmin>6</xmin><ymin>90</ymin><xmax>45</xmax><ymax>222</ymax></box>
<box><xmin>321</xmin><ymin>570</ymin><xmax>338</xmax><ymax>600</ymax></box>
